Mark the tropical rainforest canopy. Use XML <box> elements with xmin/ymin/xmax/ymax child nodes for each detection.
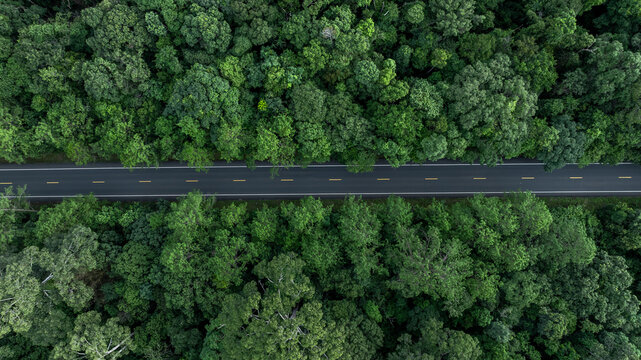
<box><xmin>2</xmin><ymin>0</ymin><xmax>641</xmax><ymax>170</ymax></box>
<box><xmin>1</xmin><ymin>190</ymin><xmax>641</xmax><ymax>359</ymax></box>
<box><xmin>4</xmin><ymin>1</ymin><xmax>641</xmax><ymax>358</ymax></box>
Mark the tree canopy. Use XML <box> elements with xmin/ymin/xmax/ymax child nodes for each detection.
<box><xmin>0</xmin><ymin>191</ymin><xmax>640</xmax><ymax>359</ymax></box>
<box><xmin>1</xmin><ymin>0</ymin><xmax>641</xmax><ymax>169</ymax></box>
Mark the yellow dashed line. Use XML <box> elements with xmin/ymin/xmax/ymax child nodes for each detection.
<box><xmin>280</xmin><ymin>179</ymin><xmax>294</xmax><ymax>182</ymax></box>
<box><xmin>233</xmin><ymin>179</ymin><xmax>246</xmax><ymax>182</ymax></box>
<box><xmin>328</xmin><ymin>178</ymin><xmax>342</xmax><ymax>181</ymax></box>
<box><xmin>92</xmin><ymin>181</ymin><xmax>105</xmax><ymax>184</ymax></box>
<box><xmin>46</xmin><ymin>181</ymin><xmax>59</xmax><ymax>184</ymax></box>
<box><xmin>0</xmin><ymin>182</ymin><xmax>12</xmax><ymax>185</ymax></box>
<box><xmin>377</xmin><ymin>178</ymin><xmax>390</xmax><ymax>181</ymax></box>
<box><xmin>424</xmin><ymin>177</ymin><xmax>438</xmax><ymax>180</ymax></box>
<box><xmin>521</xmin><ymin>177</ymin><xmax>535</xmax><ymax>180</ymax></box>
<box><xmin>619</xmin><ymin>176</ymin><xmax>632</xmax><ymax>179</ymax></box>
<box><xmin>473</xmin><ymin>177</ymin><xmax>487</xmax><ymax>180</ymax></box>
<box><xmin>185</xmin><ymin>179</ymin><xmax>199</xmax><ymax>183</ymax></box>
<box><xmin>138</xmin><ymin>180</ymin><xmax>151</xmax><ymax>183</ymax></box>
<box><xmin>569</xmin><ymin>177</ymin><xmax>583</xmax><ymax>179</ymax></box>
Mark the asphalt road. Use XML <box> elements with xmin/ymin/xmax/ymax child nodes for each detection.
<box><xmin>0</xmin><ymin>160</ymin><xmax>639</xmax><ymax>200</ymax></box>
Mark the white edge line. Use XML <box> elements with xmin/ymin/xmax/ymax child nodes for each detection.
<box><xmin>0</xmin><ymin>162</ymin><xmax>634</xmax><ymax>171</ymax></box>
<box><xmin>9</xmin><ymin>190</ymin><xmax>641</xmax><ymax>198</ymax></box>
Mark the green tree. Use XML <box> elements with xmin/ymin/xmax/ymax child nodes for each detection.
<box><xmin>541</xmin><ymin>205</ymin><xmax>597</xmax><ymax>267</ymax></box>
<box><xmin>597</xmin><ymin>203</ymin><xmax>641</xmax><ymax>252</ymax></box>
<box><xmin>164</xmin><ymin>64</ymin><xmax>243</xmax><ymax>166</ymax></box>
<box><xmin>337</xmin><ymin>196</ymin><xmax>384</xmax><ymax>284</ymax></box>
<box><xmin>180</xmin><ymin>3</ymin><xmax>231</xmax><ymax>54</ymax></box>
<box><xmin>325</xmin><ymin>300</ymin><xmax>383</xmax><ymax>360</ymax></box>
<box><xmin>576</xmin><ymin>331</ymin><xmax>641</xmax><ymax>360</ymax></box>
<box><xmin>0</xmin><ymin>225</ymin><xmax>99</xmax><ymax>337</ymax></box>
<box><xmin>81</xmin><ymin>1</ymin><xmax>152</xmax><ymax>102</ymax></box>
<box><xmin>202</xmin><ymin>253</ymin><xmax>346</xmax><ymax>359</ymax></box>
<box><xmin>387</xmin><ymin>225</ymin><xmax>474</xmax><ymax>316</ymax></box>
<box><xmin>539</xmin><ymin>116</ymin><xmax>587</xmax><ymax>171</ymax></box>
<box><xmin>325</xmin><ymin>93</ymin><xmax>376</xmax><ymax>172</ymax></box>
<box><xmin>290</xmin><ymin>83</ymin><xmax>331</xmax><ymax>164</ymax></box>
<box><xmin>447</xmin><ymin>54</ymin><xmax>538</xmax><ymax>164</ymax></box>
<box><xmin>34</xmin><ymin>196</ymin><xmax>99</xmax><ymax>241</ymax></box>
<box><xmin>52</xmin><ymin>311</ymin><xmax>133</xmax><ymax>360</ymax></box>
<box><xmin>459</xmin><ymin>32</ymin><xmax>496</xmax><ymax>63</ymax></box>
<box><xmin>553</xmin><ymin>251</ymin><xmax>640</xmax><ymax>331</ymax></box>
<box><xmin>354</xmin><ymin>59</ymin><xmax>380</xmax><ymax>90</ymax></box>
<box><xmin>93</xmin><ymin>102</ymin><xmax>153</xmax><ymax>168</ymax></box>
<box><xmin>405</xmin><ymin>2</ymin><xmax>426</xmax><ymax>24</ymax></box>
<box><xmin>0</xmin><ymin>186</ymin><xmax>32</xmax><ymax>248</ymax></box>
<box><xmin>111</xmin><ymin>241</ymin><xmax>155</xmax><ymax>319</ymax></box>
<box><xmin>301</xmin><ymin>39</ymin><xmax>330</xmax><ymax>77</ymax></box>
<box><xmin>218</xmin><ymin>55</ymin><xmax>245</xmax><ymax>88</ymax></box>
<box><xmin>416</xmin><ymin>134</ymin><xmax>448</xmax><ymax>162</ymax></box>
<box><xmin>0</xmin><ymin>250</ymin><xmax>41</xmax><ymax>337</ymax></box>
<box><xmin>389</xmin><ymin>312</ymin><xmax>482</xmax><ymax>360</ymax></box>
<box><xmin>508</xmin><ymin>192</ymin><xmax>553</xmax><ymax>238</ymax></box>
<box><xmin>409</xmin><ymin>79</ymin><xmax>443</xmax><ymax>119</ymax></box>
<box><xmin>38</xmin><ymin>95</ymin><xmax>93</xmax><ymax>164</ymax></box>
<box><xmin>253</xmin><ymin>113</ymin><xmax>297</xmax><ymax>167</ymax></box>
<box><xmin>0</xmin><ymin>107</ymin><xmax>30</xmax><ymax>163</ymax></box>
<box><xmin>370</xmin><ymin>103</ymin><xmax>421</xmax><ymax>167</ymax></box>
<box><xmin>429</xmin><ymin>0</ymin><xmax>483</xmax><ymax>37</ymax></box>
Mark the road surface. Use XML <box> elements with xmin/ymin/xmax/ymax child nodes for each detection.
<box><xmin>0</xmin><ymin>160</ymin><xmax>639</xmax><ymax>200</ymax></box>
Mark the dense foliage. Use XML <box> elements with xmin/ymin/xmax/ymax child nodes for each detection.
<box><xmin>1</xmin><ymin>190</ymin><xmax>641</xmax><ymax>359</ymax></box>
<box><xmin>2</xmin><ymin>0</ymin><xmax>641</xmax><ymax>170</ymax></box>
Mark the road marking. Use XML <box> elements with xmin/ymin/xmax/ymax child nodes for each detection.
<box><xmin>232</xmin><ymin>179</ymin><xmax>246</xmax><ymax>182</ymax></box>
<box><xmin>569</xmin><ymin>177</ymin><xmax>583</xmax><ymax>179</ymax></box>
<box><xmin>328</xmin><ymin>178</ymin><xmax>342</xmax><ymax>181</ymax></box>
<box><xmin>377</xmin><ymin>178</ymin><xmax>390</xmax><ymax>181</ymax></box>
<box><xmin>138</xmin><ymin>180</ymin><xmax>151</xmax><ymax>183</ymax></box>
<box><xmin>185</xmin><ymin>180</ymin><xmax>199</xmax><ymax>183</ymax></box>
<box><xmin>16</xmin><ymin>190</ymin><xmax>641</xmax><ymax>199</ymax></box>
<box><xmin>424</xmin><ymin>177</ymin><xmax>438</xmax><ymax>180</ymax></box>
<box><xmin>0</xmin><ymin>182</ymin><xmax>12</xmax><ymax>185</ymax></box>
<box><xmin>521</xmin><ymin>177</ymin><xmax>535</xmax><ymax>180</ymax></box>
<box><xmin>619</xmin><ymin>176</ymin><xmax>632</xmax><ymax>179</ymax></box>
<box><xmin>92</xmin><ymin>181</ymin><xmax>105</xmax><ymax>184</ymax></box>
<box><xmin>0</xmin><ymin>162</ymin><xmax>632</xmax><ymax>171</ymax></box>
<box><xmin>280</xmin><ymin>179</ymin><xmax>294</xmax><ymax>182</ymax></box>
<box><xmin>46</xmin><ymin>181</ymin><xmax>59</xmax><ymax>184</ymax></box>
<box><xmin>473</xmin><ymin>177</ymin><xmax>486</xmax><ymax>180</ymax></box>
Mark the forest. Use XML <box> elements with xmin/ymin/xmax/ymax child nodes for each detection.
<box><xmin>0</xmin><ymin>190</ymin><xmax>639</xmax><ymax>359</ymax></box>
<box><xmin>2</xmin><ymin>0</ymin><xmax>641</xmax><ymax>170</ymax></box>
<box><xmin>4</xmin><ymin>0</ymin><xmax>641</xmax><ymax>359</ymax></box>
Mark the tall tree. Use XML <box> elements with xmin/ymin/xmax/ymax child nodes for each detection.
<box><xmin>202</xmin><ymin>253</ymin><xmax>347</xmax><ymax>359</ymax></box>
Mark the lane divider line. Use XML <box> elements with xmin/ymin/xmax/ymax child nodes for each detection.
<box><xmin>185</xmin><ymin>180</ymin><xmax>199</xmax><ymax>183</ymax></box>
<box><xmin>619</xmin><ymin>176</ymin><xmax>632</xmax><ymax>179</ymax></box>
<box><xmin>92</xmin><ymin>181</ymin><xmax>105</xmax><ymax>184</ymax></box>
<box><xmin>46</xmin><ymin>181</ymin><xmax>59</xmax><ymax>184</ymax></box>
<box><xmin>329</xmin><ymin>178</ymin><xmax>342</xmax><ymax>181</ymax></box>
<box><xmin>15</xmin><ymin>190</ymin><xmax>641</xmax><ymax>199</ymax></box>
<box><xmin>569</xmin><ymin>177</ymin><xmax>583</xmax><ymax>179</ymax></box>
<box><xmin>424</xmin><ymin>177</ymin><xmax>438</xmax><ymax>180</ymax></box>
<box><xmin>0</xmin><ymin>162</ymin><xmax>633</xmax><ymax>172</ymax></box>
<box><xmin>521</xmin><ymin>177</ymin><xmax>535</xmax><ymax>180</ymax></box>
<box><xmin>0</xmin><ymin>182</ymin><xmax>12</xmax><ymax>185</ymax></box>
<box><xmin>377</xmin><ymin>178</ymin><xmax>390</xmax><ymax>181</ymax></box>
<box><xmin>233</xmin><ymin>179</ymin><xmax>246</xmax><ymax>182</ymax></box>
<box><xmin>138</xmin><ymin>180</ymin><xmax>151</xmax><ymax>183</ymax></box>
<box><xmin>473</xmin><ymin>177</ymin><xmax>487</xmax><ymax>180</ymax></box>
<box><xmin>280</xmin><ymin>179</ymin><xmax>294</xmax><ymax>182</ymax></box>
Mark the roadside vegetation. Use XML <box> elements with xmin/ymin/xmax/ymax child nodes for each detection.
<box><xmin>1</xmin><ymin>190</ymin><xmax>641</xmax><ymax>359</ymax></box>
<box><xmin>4</xmin><ymin>1</ymin><xmax>641</xmax><ymax>358</ymax></box>
<box><xmin>2</xmin><ymin>0</ymin><xmax>641</xmax><ymax>170</ymax></box>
